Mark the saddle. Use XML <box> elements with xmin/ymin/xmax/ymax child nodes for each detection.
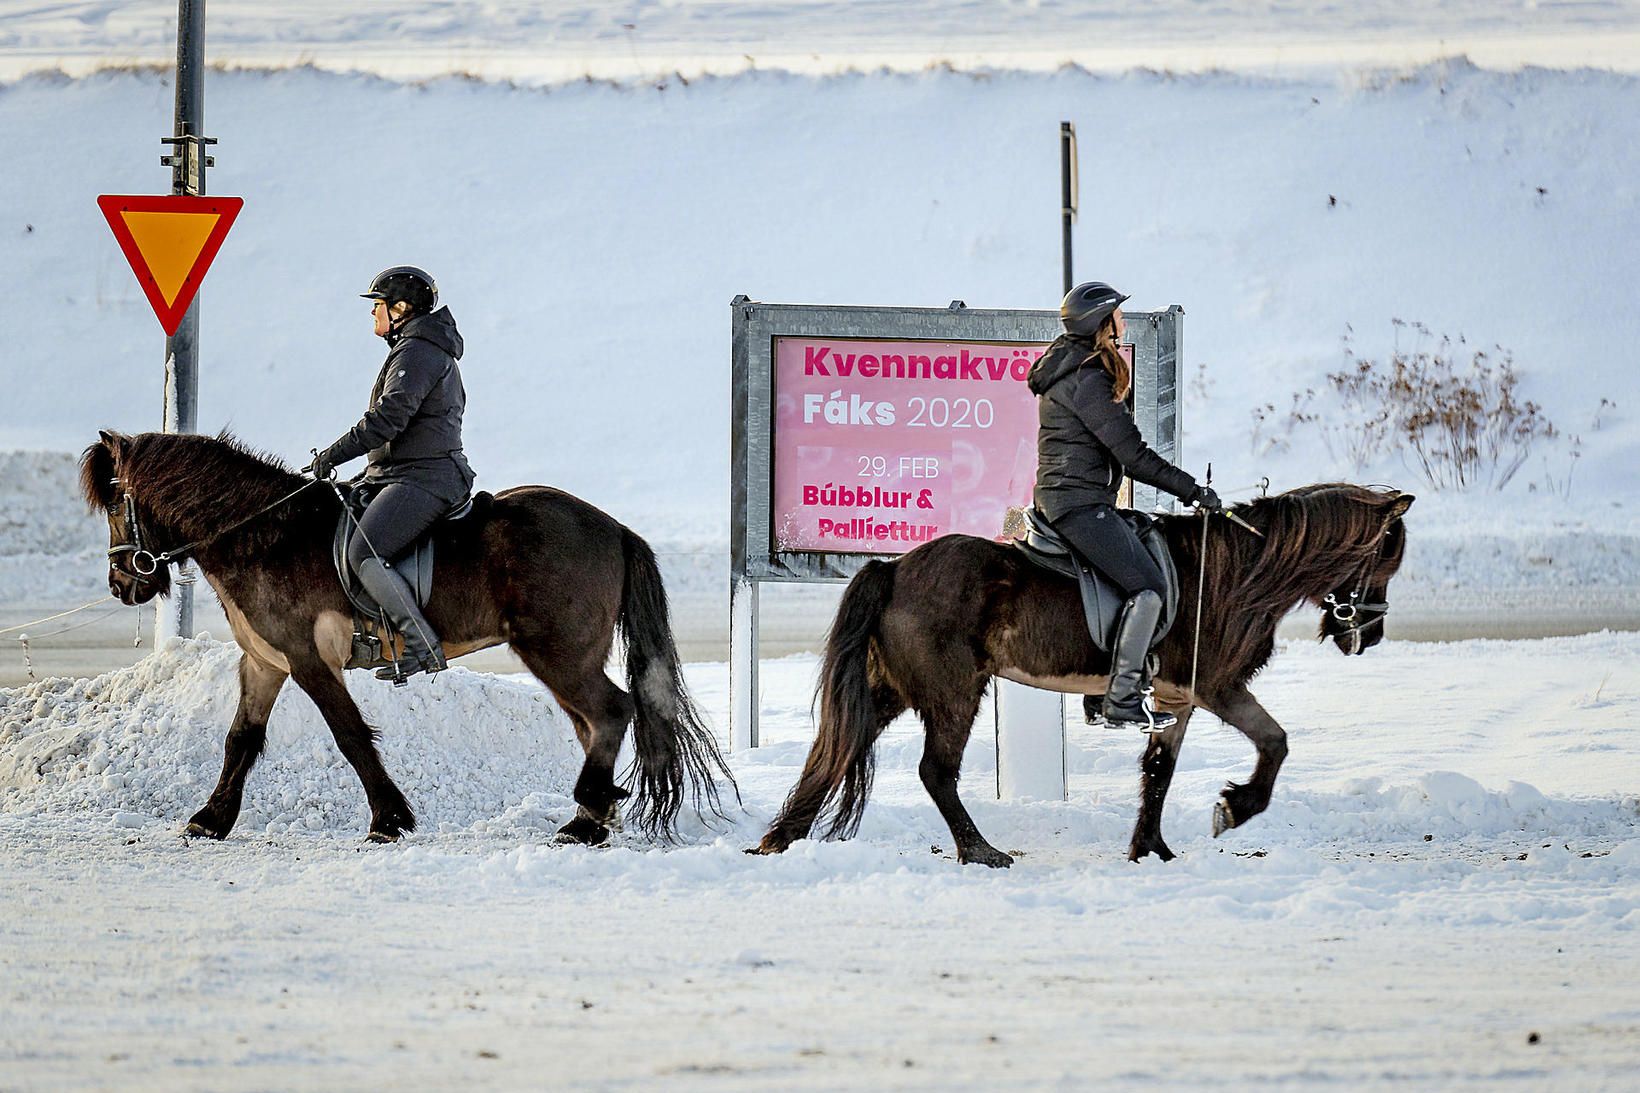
<box><xmin>1011</xmin><ymin>507</ymin><xmax>1179</xmax><ymax>652</ymax></box>
<box><xmin>331</xmin><ymin>483</ymin><xmax>478</xmax><ymax>666</ymax></box>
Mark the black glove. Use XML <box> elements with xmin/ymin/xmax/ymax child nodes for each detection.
<box><xmin>304</xmin><ymin>449</ymin><xmax>337</xmax><ymax>481</ymax></box>
<box><xmin>1190</xmin><ymin>484</ymin><xmax>1224</xmax><ymax>514</ymax></box>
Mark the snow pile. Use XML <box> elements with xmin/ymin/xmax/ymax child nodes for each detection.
<box><xmin>0</xmin><ymin>637</ymin><xmax>585</xmax><ymax>835</ymax></box>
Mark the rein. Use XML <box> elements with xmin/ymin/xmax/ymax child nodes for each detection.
<box><xmin>108</xmin><ymin>478</ymin><xmax>318</xmax><ymax>580</ymax></box>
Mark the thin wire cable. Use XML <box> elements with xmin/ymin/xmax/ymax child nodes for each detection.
<box><xmin>14</xmin><ymin>605</ymin><xmax>128</xmax><ymax>642</ymax></box>
<box><xmin>0</xmin><ymin>596</ymin><xmax>118</xmax><ymax>637</ymax></box>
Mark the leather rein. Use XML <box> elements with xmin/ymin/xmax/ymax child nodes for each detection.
<box><xmin>107</xmin><ymin>478</ymin><xmax>318</xmax><ymax>582</ymax></box>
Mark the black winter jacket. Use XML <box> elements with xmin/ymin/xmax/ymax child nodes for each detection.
<box><xmin>1027</xmin><ymin>333</ymin><xmax>1197</xmax><ymax>518</ymax></box>
<box><xmin>321</xmin><ymin>307</ymin><xmax>473</xmax><ymax>496</ymax></box>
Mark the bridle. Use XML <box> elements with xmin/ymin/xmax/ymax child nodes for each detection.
<box><xmin>1322</xmin><ymin>520</ymin><xmax>1397</xmax><ymax>655</ymax></box>
<box><xmin>107</xmin><ymin>490</ymin><xmax>167</xmax><ymax>583</ymax></box>
<box><xmin>105</xmin><ymin>477</ymin><xmax>318</xmax><ymax>586</ymax></box>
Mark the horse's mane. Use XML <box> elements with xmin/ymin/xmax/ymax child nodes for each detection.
<box><xmin>80</xmin><ymin>431</ymin><xmax>339</xmax><ymax>563</ymax></box>
<box><xmin>1159</xmin><ymin>482</ymin><xmax>1409</xmax><ymax>683</ymax></box>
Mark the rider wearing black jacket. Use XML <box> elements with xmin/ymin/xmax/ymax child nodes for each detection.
<box><xmin>1027</xmin><ymin>281</ymin><xmax>1222</xmax><ymax>730</ymax></box>
<box><xmin>310</xmin><ymin>266</ymin><xmax>474</xmax><ymax>683</ymax></box>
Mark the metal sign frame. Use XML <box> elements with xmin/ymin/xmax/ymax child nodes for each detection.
<box><xmin>729</xmin><ymin>296</ymin><xmax>1182</xmax><ymax>749</ymax></box>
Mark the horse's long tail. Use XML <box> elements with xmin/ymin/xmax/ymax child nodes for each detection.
<box><xmin>618</xmin><ymin>527</ymin><xmax>738</xmax><ymax>839</ymax></box>
<box><xmin>760</xmin><ymin>559</ymin><xmax>897</xmax><ymax>851</ymax></box>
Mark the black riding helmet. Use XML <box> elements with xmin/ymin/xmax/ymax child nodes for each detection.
<box><xmin>360</xmin><ymin>265</ymin><xmax>439</xmax><ymax>316</ymax></box>
<box><xmin>1060</xmin><ymin>281</ymin><xmax>1130</xmax><ymax>334</ymax></box>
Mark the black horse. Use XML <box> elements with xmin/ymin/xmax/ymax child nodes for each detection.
<box><xmin>82</xmin><ymin>430</ymin><xmax>733</xmax><ymax>844</ymax></box>
<box><xmin>756</xmin><ymin>484</ymin><xmax>1413</xmax><ymax>866</ymax></box>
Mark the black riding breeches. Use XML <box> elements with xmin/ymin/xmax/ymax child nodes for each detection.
<box><xmin>347</xmin><ymin>481</ymin><xmax>453</xmax><ymax>573</ymax></box>
<box><xmin>1049</xmin><ymin>503</ymin><xmax>1166</xmax><ymax>598</ymax></box>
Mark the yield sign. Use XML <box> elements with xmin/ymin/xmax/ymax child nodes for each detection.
<box><xmin>97</xmin><ymin>194</ymin><xmax>243</xmax><ymax>335</ymax></box>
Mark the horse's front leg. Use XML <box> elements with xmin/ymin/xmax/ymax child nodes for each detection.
<box><xmin>1127</xmin><ymin>704</ymin><xmax>1194</xmax><ymax>861</ymax></box>
<box><xmin>287</xmin><ymin>655</ymin><xmax>417</xmax><ymax>842</ymax></box>
<box><xmin>185</xmin><ymin>653</ymin><xmax>287</xmax><ymax>839</ymax></box>
<box><xmin>1207</xmin><ymin>686</ymin><xmax>1288</xmax><ymax>837</ymax></box>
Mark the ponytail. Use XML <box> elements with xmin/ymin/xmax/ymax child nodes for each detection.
<box><xmin>1091</xmin><ymin>316</ymin><xmax>1130</xmax><ymax>402</ymax></box>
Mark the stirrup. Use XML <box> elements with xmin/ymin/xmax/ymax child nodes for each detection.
<box><xmin>375</xmin><ymin>653</ymin><xmax>445</xmax><ymax>685</ymax></box>
<box><xmin>1100</xmin><ymin>688</ymin><xmax>1177</xmax><ymax>733</ymax></box>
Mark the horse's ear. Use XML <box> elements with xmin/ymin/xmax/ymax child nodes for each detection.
<box><xmin>1385</xmin><ymin>493</ymin><xmax>1415</xmax><ymax>519</ymax></box>
<box><xmin>97</xmin><ymin>430</ymin><xmax>129</xmax><ymax>459</ymax></box>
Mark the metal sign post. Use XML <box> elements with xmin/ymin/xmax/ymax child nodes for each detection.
<box><xmin>729</xmin><ymin>297</ymin><xmax>1182</xmax><ymax>797</ymax></box>
<box><xmin>1060</xmin><ymin>121</ymin><xmax>1078</xmax><ymax>296</ymax></box>
<box><xmin>156</xmin><ymin>0</ymin><xmax>213</xmax><ymax>641</ymax></box>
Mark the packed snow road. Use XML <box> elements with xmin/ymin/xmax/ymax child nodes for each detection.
<box><xmin>1</xmin><ymin>634</ymin><xmax>1636</xmax><ymax>1088</ymax></box>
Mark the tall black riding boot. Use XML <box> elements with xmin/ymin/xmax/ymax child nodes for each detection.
<box><xmin>354</xmin><ymin>556</ymin><xmax>447</xmax><ymax>684</ymax></box>
<box><xmin>1101</xmin><ymin>590</ymin><xmax>1177</xmax><ymax>732</ymax></box>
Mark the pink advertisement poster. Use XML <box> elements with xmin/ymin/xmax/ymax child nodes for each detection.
<box><xmin>771</xmin><ymin>336</ymin><xmax>1052</xmax><ymax>554</ymax></box>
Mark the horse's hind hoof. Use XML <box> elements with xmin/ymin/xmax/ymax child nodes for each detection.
<box><xmin>182</xmin><ymin>822</ymin><xmax>225</xmax><ymax>840</ymax></box>
<box><xmin>1212</xmin><ymin>800</ymin><xmax>1235</xmax><ymax>838</ymax></box>
<box><xmin>958</xmin><ymin>844</ymin><xmax>1014</xmax><ymax>869</ymax></box>
<box><xmin>554</xmin><ymin>815</ymin><xmax>610</xmax><ymax>846</ymax></box>
<box><xmin>366</xmin><ymin>830</ymin><xmax>401</xmax><ymax>844</ymax></box>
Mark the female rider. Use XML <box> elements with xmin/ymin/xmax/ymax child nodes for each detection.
<box><xmin>308</xmin><ymin>266</ymin><xmax>474</xmax><ymax>683</ymax></box>
<box><xmin>1026</xmin><ymin>281</ymin><xmax>1222</xmax><ymax>730</ymax></box>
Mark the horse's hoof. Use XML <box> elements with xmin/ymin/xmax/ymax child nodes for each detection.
<box><xmin>1129</xmin><ymin>839</ymin><xmax>1176</xmax><ymax>862</ymax></box>
<box><xmin>1212</xmin><ymin>800</ymin><xmax>1235</xmax><ymax>838</ymax></box>
<box><xmin>182</xmin><ymin>822</ymin><xmax>225</xmax><ymax>840</ymax></box>
<box><xmin>366</xmin><ymin>830</ymin><xmax>401</xmax><ymax>844</ymax></box>
<box><xmin>959</xmin><ymin>844</ymin><xmax>1014</xmax><ymax>869</ymax></box>
<box><xmin>554</xmin><ymin>815</ymin><xmax>609</xmax><ymax>846</ymax></box>
<box><xmin>747</xmin><ymin>836</ymin><xmax>787</xmax><ymax>856</ymax></box>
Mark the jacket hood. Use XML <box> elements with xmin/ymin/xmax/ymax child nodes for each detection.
<box><xmin>1026</xmin><ymin>332</ymin><xmax>1097</xmax><ymax>395</ymax></box>
<box><xmin>395</xmin><ymin>306</ymin><xmax>464</xmax><ymax>359</ymax></box>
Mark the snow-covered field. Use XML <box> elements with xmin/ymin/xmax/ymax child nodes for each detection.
<box><xmin>3</xmin><ymin>2</ymin><xmax>1639</xmax><ymax>1087</ymax></box>
<box><xmin>1</xmin><ymin>633</ymin><xmax>1637</xmax><ymax>1088</ymax></box>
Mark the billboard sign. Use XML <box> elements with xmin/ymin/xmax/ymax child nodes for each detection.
<box><xmin>771</xmin><ymin>336</ymin><xmax>1049</xmax><ymax>552</ymax></box>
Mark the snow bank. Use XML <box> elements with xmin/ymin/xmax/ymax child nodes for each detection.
<box><xmin>6</xmin><ymin>1</ymin><xmax>1640</xmax><ymax>80</ymax></box>
<box><xmin>0</xmin><ymin>637</ymin><xmax>584</xmax><ymax>835</ymax></box>
<box><xmin>2</xmin><ymin>63</ymin><xmax>1635</xmax><ymax>519</ymax></box>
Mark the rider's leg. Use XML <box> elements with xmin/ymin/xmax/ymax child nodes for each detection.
<box><xmin>348</xmin><ymin>482</ymin><xmax>450</xmax><ymax>678</ymax></box>
<box><xmin>1047</xmin><ymin>504</ymin><xmax>1175</xmax><ymax>731</ymax></box>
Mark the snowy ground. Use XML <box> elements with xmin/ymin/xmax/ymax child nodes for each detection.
<box><xmin>3</xmin><ymin>4</ymin><xmax>1639</xmax><ymax>1087</ymax></box>
<box><xmin>1</xmin><ymin>633</ymin><xmax>1636</xmax><ymax>1087</ymax></box>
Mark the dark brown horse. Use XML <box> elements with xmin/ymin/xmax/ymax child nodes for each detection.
<box><xmin>756</xmin><ymin>484</ymin><xmax>1413</xmax><ymax>866</ymax></box>
<box><xmin>81</xmin><ymin>430</ymin><xmax>733</xmax><ymax>844</ymax></box>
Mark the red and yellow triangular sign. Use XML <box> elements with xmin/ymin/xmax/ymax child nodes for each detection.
<box><xmin>97</xmin><ymin>194</ymin><xmax>243</xmax><ymax>335</ymax></box>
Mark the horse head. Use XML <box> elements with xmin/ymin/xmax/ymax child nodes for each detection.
<box><xmin>1317</xmin><ymin>491</ymin><xmax>1413</xmax><ymax>655</ymax></box>
<box><xmin>81</xmin><ymin>429</ymin><xmax>172</xmax><ymax>605</ymax></box>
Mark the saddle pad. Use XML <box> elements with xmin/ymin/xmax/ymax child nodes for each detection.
<box><xmin>1014</xmin><ymin>507</ymin><xmax>1179</xmax><ymax>653</ymax></box>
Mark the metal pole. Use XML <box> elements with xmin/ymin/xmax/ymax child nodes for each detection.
<box><xmin>157</xmin><ymin>0</ymin><xmax>207</xmax><ymax>642</ymax></box>
<box><xmin>730</xmin><ymin>577</ymin><xmax>759</xmax><ymax>751</ymax></box>
<box><xmin>1060</xmin><ymin>121</ymin><xmax>1077</xmax><ymax>295</ymax></box>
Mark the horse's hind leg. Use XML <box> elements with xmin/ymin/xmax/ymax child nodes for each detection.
<box><xmin>919</xmin><ymin>687</ymin><xmax>1011</xmax><ymax>868</ymax></box>
<box><xmin>185</xmin><ymin>654</ymin><xmax>287</xmax><ymax>839</ymax></box>
<box><xmin>757</xmin><ymin>681</ymin><xmax>905</xmax><ymax>854</ymax></box>
<box><xmin>287</xmin><ymin>658</ymin><xmax>416</xmax><ymax>842</ymax></box>
<box><xmin>512</xmin><ymin>643</ymin><xmax>635</xmax><ymax>845</ymax></box>
<box><xmin>1128</xmin><ymin>705</ymin><xmax>1194</xmax><ymax>862</ymax></box>
<box><xmin>1208</xmin><ymin>685</ymin><xmax>1288</xmax><ymax>837</ymax></box>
